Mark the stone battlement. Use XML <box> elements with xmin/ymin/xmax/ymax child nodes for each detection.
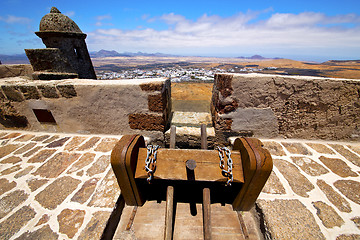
<box><xmin>0</xmin><ymin>77</ymin><xmax>171</xmax><ymax>145</ymax></box>
<box><xmin>212</xmin><ymin>73</ymin><xmax>360</xmax><ymax>142</ymax></box>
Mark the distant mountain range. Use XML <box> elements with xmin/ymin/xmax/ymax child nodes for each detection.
<box><xmin>90</xmin><ymin>50</ymin><xmax>179</xmax><ymax>58</ymax></box>
<box><xmin>0</xmin><ymin>54</ymin><xmax>29</xmax><ymax>64</ymax></box>
<box><xmin>237</xmin><ymin>54</ymin><xmax>282</xmax><ymax>60</ymax></box>
<box><xmin>89</xmin><ymin>50</ymin><xmax>279</xmax><ymax>60</ymax></box>
<box><xmin>0</xmin><ymin>50</ymin><xmax>280</xmax><ymax>64</ymax></box>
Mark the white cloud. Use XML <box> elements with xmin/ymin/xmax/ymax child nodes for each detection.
<box><xmin>0</xmin><ymin>15</ymin><xmax>32</xmax><ymax>24</ymax></box>
<box><xmin>87</xmin><ymin>11</ymin><xmax>360</xmax><ymax>59</ymax></box>
<box><xmin>95</xmin><ymin>14</ymin><xmax>112</xmax><ymax>27</ymax></box>
<box><xmin>64</xmin><ymin>11</ymin><xmax>75</xmax><ymax>17</ymax></box>
<box><xmin>96</xmin><ymin>14</ymin><xmax>112</xmax><ymax>21</ymax></box>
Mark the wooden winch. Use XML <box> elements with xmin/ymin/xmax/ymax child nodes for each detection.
<box><xmin>110</xmin><ymin>134</ymin><xmax>272</xmax><ymax>211</ymax></box>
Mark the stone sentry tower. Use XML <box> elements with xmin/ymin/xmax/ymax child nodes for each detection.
<box><xmin>25</xmin><ymin>7</ymin><xmax>96</xmax><ymax>80</ymax></box>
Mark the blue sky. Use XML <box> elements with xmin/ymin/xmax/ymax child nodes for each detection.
<box><xmin>1</xmin><ymin>0</ymin><xmax>360</xmax><ymax>61</ymax></box>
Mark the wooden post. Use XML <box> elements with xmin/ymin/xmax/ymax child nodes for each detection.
<box><xmin>164</xmin><ymin>186</ymin><xmax>174</xmax><ymax>240</ymax></box>
<box><xmin>202</xmin><ymin>188</ymin><xmax>211</xmax><ymax>240</ymax></box>
<box><xmin>201</xmin><ymin>124</ymin><xmax>207</xmax><ymax>150</ymax></box>
<box><xmin>236</xmin><ymin>211</ymin><xmax>249</xmax><ymax>239</ymax></box>
<box><xmin>167</xmin><ymin>126</ymin><xmax>175</xmax><ymax>239</ymax></box>
<box><xmin>170</xmin><ymin>125</ymin><xmax>176</xmax><ymax>149</ymax></box>
<box><xmin>101</xmin><ymin>194</ymin><xmax>125</xmax><ymax>240</ymax></box>
<box><xmin>125</xmin><ymin>206</ymin><xmax>138</xmax><ymax>231</ymax></box>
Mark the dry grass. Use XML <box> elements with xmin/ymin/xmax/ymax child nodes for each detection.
<box><xmin>171</xmin><ymin>82</ymin><xmax>213</xmax><ymax>101</ymax></box>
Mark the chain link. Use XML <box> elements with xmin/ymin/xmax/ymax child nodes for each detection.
<box><xmin>144</xmin><ymin>145</ymin><xmax>160</xmax><ymax>183</ymax></box>
<box><xmin>216</xmin><ymin>146</ymin><xmax>233</xmax><ymax>186</ymax></box>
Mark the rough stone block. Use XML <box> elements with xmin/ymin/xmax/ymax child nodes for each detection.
<box><xmin>317</xmin><ymin>179</ymin><xmax>351</xmax><ymax>213</ymax></box>
<box><xmin>319</xmin><ymin>156</ymin><xmax>358</xmax><ymax>177</ymax></box>
<box><xmin>330</xmin><ymin>144</ymin><xmax>360</xmax><ymax>167</ymax></box>
<box><xmin>88</xmin><ymin>169</ymin><xmax>120</xmax><ymax>208</ymax></box>
<box><xmin>0</xmin><ymin>64</ymin><xmax>33</xmax><ymax>78</ymax></box>
<box><xmin>57</xmin><ymin>209</ymin><xmax>85</xmax><ymax>238</ymax></box>
<box><xmin>129</xmin><ymin>113</ymin><xmax>165</xmax><ymax>131</ymax></box>
<box><xmin>0</xmin><ymin>190</ymin><xmax>29</xmax><ymax>218</ymax></box>
<box><xmin>71</xmin><ymin>178</ymin><xmax>99</xmax><ymax>204</ymax></box>
<box><xmin>0</xmin><ymin>178</ymin><xmax>16</xmax><ymax>195</ymax></box>
<box><xmin>35</xmin><ymin>214</ymin><xmax>49</xmax><ymax>226</ymax></box>
<box><xmin>0</xmin><ymin>206</ymin><xmax>36</xmax><ymax>239</ymax></box>
<box><xmin>256</xmin><ymin>199</ymin><xmax>325</xmax><ymax>239</ymax></box>
<box><xmin>78</xmin><ymin>211</ymin><xmax>111</xmax><ymax>240</ymax></box>
<box><xmin>1</xmin><ymin>164</ymin><xmax>21</xmax><ymax>175</ymax></box>
<box><xmin>1</xmin><ymin>86</ymin><xmax>24</xmax><ymax>102</ymax></box>
<box><xmin>148</xmin><ymin>94</ymin><xmax>164</xmax><ymax>112</ymax></box>
<box><xmin>140</xmin><ymin>82</ymin><xmax>164</xmax><ymax>91</ymax></box>
<box><xmin>0</xmin><ymin>102</ymin><xmax>28</xmax><ymax>128</ymax></box>
<box><xmin>56</xmin><ymin>85</ymin><xmax>77</xmax><ymax>98</ymax></box>
<box><xmin>37</xmin><ymin>85</ymin><xmax>60</xmax><ymax>98</ymax></box>
<box><xmin>0</xmin><ymin>144</ymin><xmax>22</xmax><ymax>158</ymax></box>
<box><xmin>26</xmin><ymin>178</ymin><xmax>49</xmax><ymax>192</ymax></box>
<box><xmin>306</xmin><ymin>143</ymin><xmax>335</xmax><ymax>154</ymax></box>
<box><xmin>261</xmin><ymin>171</ymin><xmax>286</xmax><ymax>194</ymax></box>
<box><xmin>219</xmin><ymin>108</ymin><xmax>279</xmax><ymax>137</ymax></box>
<box><xmin>334</xmin><ymin>180</ymin><xmax>360</xmax><ymax>205</ymax></box>
<box><xmin>312</xmin><ymin>201</ymin><xmax>344</xmax><ymax>228</ymax></box>
<box><xmin>25</xmin><ymin>48</ymin><xmax>75</xmax><ymax>72</ymax></box>
<box><xmin>35</xmin><ymin>176</ymin><xmax>81</xmax><ymax>209</ymax></box>
<box><xmin>273</xmin><ymin>159</ymin><xmax>314</xmax><ymax>197</ymax></box>
<box><xmin>94</xmin><ymin>138</ymin><xmax>118</xmax><ymax>152</ymax></box>
<box><xmin>33</xmin><ymin>72</ymin><xmax>78</xmax><ymax>80</ymax></box>
<box><xmin>32</xmin><ymin>152</ymin><xmax>80</xmax><ymax>178</ymax></box>
<box><xmin>291</xmin><ymin>156</ymin><xmax>329</xmax><ymax>176</ymax></box>
<box><xmin>262</xmin><ymin>141</ymin><xmax>286</xmax><ymax>156</ymax></box>
<box><xmin>14</xmin><ymin>225</ymin><xmax>58</xmax><ymax>240</ymax></box>
<box><xmin>281</xmin><ymin>142</ymin><xmax>312</xmax><ymax>155</ymax></box>
<box><xmin>76</xmin><ymin>137</ymin><xmax>100</xmax><ymax>151</ymax></box>
<box><xmin>18</xmin><ymin>86</ymin><xmax>40</xmax><ymax>100</ymax></box>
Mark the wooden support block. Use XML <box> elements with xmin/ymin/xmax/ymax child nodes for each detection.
<box><xmin>135</xmin><ymin>149</ymin><xmax>244</xmax><ymax>183</ymax></box>
<box><xmin>164</xmin><ymin>186</ymin><xmax>175</xmax><ymax>240</ymax></box>
<box><xmin>203</xmin><ymin>188</ymin><xmax>211</xmax><ymax>240</ymax></box>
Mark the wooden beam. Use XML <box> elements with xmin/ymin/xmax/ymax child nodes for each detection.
<box><xmin>237</xmin><ymin>211</ymin><xmax>249</xmax><ymax>239</ymax></box>
<box><xmin>135</xmin><ymin>149</ymin><xmax>244</xmax><ymax>183</ymax></box>
<box><xmin>201</xmin><ymin>124</ymin><xmax>207</xmax><ymax>150</ymax></box>
<box><xmin>164</xmin><ymin>186</ymin><xmax>175</xmax><ymax>240</ymax></box>
<box><xmin>170</xmin><ymin>125</ymin><xmax>176</xmax><ymax>149</ymax></box>
<box><xmin>125</xmin><ymin>206</ymin><xmax>138</xmax><ymax>231</ymax></box>
<box><xmin>203</xmin><ymin>188</ymin><xmax>211</xmax><ymax>240</ymax></box>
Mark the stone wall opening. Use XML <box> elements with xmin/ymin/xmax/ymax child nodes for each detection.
<box><xmin>32</xmin><ymin>109</ymin><xmax>57</xmax><ymax>124</ymax></box>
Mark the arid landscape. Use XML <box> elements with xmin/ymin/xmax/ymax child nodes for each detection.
<box><xmin>91</xmin><ymin>55</ymin><xmax>360</xmax><ymax>79</ymax></box>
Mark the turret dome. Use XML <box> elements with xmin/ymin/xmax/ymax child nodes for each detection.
<box><xmin>38</xmin><ymin>7</ymin><xmax>82</xmax><ymax>34</ymax></box>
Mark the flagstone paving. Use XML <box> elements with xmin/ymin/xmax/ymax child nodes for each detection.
<box><xmin>0</xmin><ymin>130</ymin><xmax>121</xmax><ymax>240</ymax></box>
<box><xmin>0</xmin><ymin>130</ymin><xmax>359</xmax><ymax>239</ymax></box>
<box><xmin>260</xmin><ymin>139</ymin><xmax>360</xmax><ymax>240</ymax></box>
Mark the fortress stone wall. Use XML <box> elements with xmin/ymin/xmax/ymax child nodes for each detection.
<box><xmin>0</xmin><ymin>64</ymin><xmax>33</xmax><ymax>79</ymax></box>
<box><xmin>0</xmin><ymin>77</ymin><xmax>171</xmax><ymax>144</ymax></box>
<box><xmin>212</xmin><ymin>73</ymin><xmax>360</xmax><ymax>142</ymax></box>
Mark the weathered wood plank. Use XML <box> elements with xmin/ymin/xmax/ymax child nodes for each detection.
<box><xmin>164</xmin><ymin>186</ymin><xmax>175</xmax><ymax>240</ymax></box>
<box><xmin>203</xmin><ymin>188</ymin><xmax>212</xmax><ymax>240</ymax></box>
<box><xmin>135</xmin><ymin>149</ymin><xmax>244</xmax><ymax>183</ymax></box>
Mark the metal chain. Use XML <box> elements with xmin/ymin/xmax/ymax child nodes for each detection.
<box><xmin>216</xmin><ymin>146</ymin><xmax>233</xmax><ymax>186</ymax></box>
<box><xmin>144</xmin><ymin>145</ymin><xmax>160</xmax><ymax>183</ymax></box>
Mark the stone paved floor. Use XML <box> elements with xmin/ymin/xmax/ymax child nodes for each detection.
<box><xmin>0</xmin><ymin>130</ymin><xmax>122</xmax><ymax>240</ymax></box>
<box><xmin>259</xmin><ymin>139</ymin><xmax>360</xmax><ymax>240</ymax></box>
<box><xmin>0</xmin><ymin>130</ymin><xmax>359</xmax><ymax>239</ymax></box>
